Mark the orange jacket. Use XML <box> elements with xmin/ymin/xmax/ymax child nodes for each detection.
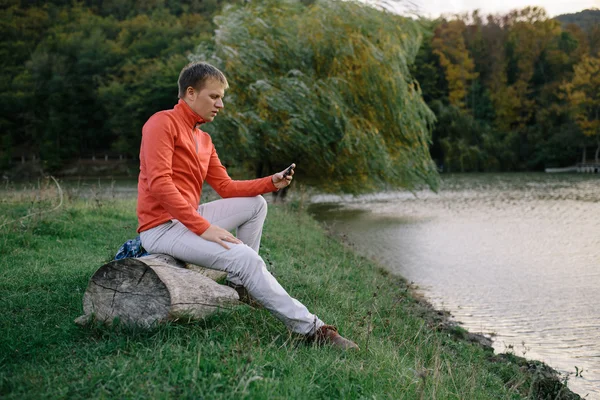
<box><xmin>137</xmin><ymin>99</ymin><xmax>276</xmax><ymax>235</ymax></box>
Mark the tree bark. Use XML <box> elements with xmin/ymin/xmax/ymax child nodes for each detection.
<box><xmin>75</xmin><ymin>254</ymin><xmax>239</xmax><ymax>327</ymax></box>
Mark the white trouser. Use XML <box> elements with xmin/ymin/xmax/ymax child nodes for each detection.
<box><xmin>140</xmin><ymin>196</ymin><xmax>324</xmax><ymax>335</ymax></box>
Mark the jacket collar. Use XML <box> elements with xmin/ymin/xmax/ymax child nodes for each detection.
<box><xmin>174</xmin><ymin>99</ymin><xmax>206</xmax><ymax>128</ymax></box>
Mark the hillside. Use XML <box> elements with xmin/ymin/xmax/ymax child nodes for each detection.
<box><xmin>555</xmin><ymin>8</ymin><xmax>600</xmax><ymax>31</ymax></box>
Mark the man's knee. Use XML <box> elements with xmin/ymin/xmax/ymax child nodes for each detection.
<box><xmin>253</xmin><ymin>195</ymin><xmax>267</xmax><ymax>210</ymax></box>
<box><xmin>227</xmin><ymin>242</ymin><xmax>262</xmax><ymax>262</ymax></box>
<box><xmin>249</xmin><ymin>195</ymin><xmax>268</xmax><ymax>218</ymax></box>
<box><xmin>227</xmin><ymin>244</ymin><xmax>265</xmax><ymax>278</ymax></box>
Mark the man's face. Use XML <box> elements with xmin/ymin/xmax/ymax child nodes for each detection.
<box><xmin>185</xmin><ymin>79</ymin><xmax>225</xmax><ymax>122</ymax></box>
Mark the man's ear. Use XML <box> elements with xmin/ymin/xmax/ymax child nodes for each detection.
<box><xmin>186</xmin><ymin>86</ymin><xmax>196</xmax><ymax>100</ymax></box>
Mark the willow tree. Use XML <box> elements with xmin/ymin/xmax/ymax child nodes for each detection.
<box><xmin>193</xmin><ymin>0</ymin><xmax>438</xmax><ymax>193</ymax></box>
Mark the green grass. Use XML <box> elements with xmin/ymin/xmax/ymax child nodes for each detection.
<box><xmin>0</xmin><ymin>191</ymin><xmax>577</xmax><ymax>399</ymax></box>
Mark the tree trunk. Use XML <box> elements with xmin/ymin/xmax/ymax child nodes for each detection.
<box><xmin>75</xmin><ymin>254</ymin><xmax>239</xmax><ymax>327</ymax></box>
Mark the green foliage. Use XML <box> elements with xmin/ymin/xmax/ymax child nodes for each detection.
<box><xmin>409</xmin><ymin>20</ymin><xmax>447</xmax><ymax>104</ymax></box>
<box><xmin>198</xmin><ymin>0</ymin><xmax>439</xmax><ymax>193</ymax></box>
<box><xmin>560</xmin><ymin>54</ymin><xmax>600</xmax><ymax>162</ymax></box>
<box><xmin>17</xmin><ymin>5</ymin><xmax>122</xmax><ymax>170</ymax></box>
<box><xmin>1</xmin><ymin>0</ymin><xmax>219</xmax><ymax>171</ymax></box>
<box><xmin>561</xmin><ymin>55</ymin><xmax>600</xmax><ymax>136</ymax></box>
<box><xmin>97</xmin><ymin>9</ymin><xmax>214</xmax><ymax>157</ymax></box>
<box><xmin>432</xmin><ymin>19</ymin><xmax>478</xmax><ymax>109</ymax></box>
<box><xmin>413</xmin><ymin>7</ymin><xmax>598</xmax><ymax>171</ymax></box>
<box><xmin>2</xmin><ymin>0</ymin><xmax>599</xmax><ymax>180</ymax></box>
<box><xmin>430</xmin><ymin>101</ymin><xmax>517</xmax><ymax>172</ymax></box>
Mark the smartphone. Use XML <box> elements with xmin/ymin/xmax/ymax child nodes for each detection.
<box><xmin>282</xmin><ymin>164</ymin><xmax>295</xmax><ymax>178</ymax></box>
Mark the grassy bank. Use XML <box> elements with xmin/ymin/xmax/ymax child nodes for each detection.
<box><xmin>0</xmin><ymin>189</ymin><xmax>577</xmax><ymax>399</ymax></box>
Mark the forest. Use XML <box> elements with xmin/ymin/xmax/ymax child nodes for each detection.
<box><xmin>1</xmin><ymin>0</ymin><xmax>598</xmax><ymax>191</ymax></box>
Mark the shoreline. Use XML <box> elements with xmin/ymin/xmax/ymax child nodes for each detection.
<box><xmin>304</xmin><ymin>173</ymin><xmax>600</xmax><ymax>399</ymax></box>
<box><xmin>316</xmin><ymin>219</ymin><xmax>581</xmax><ymax>399</ymax></box>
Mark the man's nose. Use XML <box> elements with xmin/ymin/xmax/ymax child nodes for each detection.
<box><xmin>216</xmin><ymin>99</ymin><xmax>224</xmax><ymax>108</ymax></box>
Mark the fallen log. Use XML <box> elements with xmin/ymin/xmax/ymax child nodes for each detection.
<box><xmin>75</xmin><ymin>254</ymin><xmax>239</xmax><ymax>327</ymax></box>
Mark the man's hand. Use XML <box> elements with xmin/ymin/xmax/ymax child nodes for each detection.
<box><xmin>272</xmin><ymin>163</ymin><xmax>295</xmax><ymax>189</ymax></box>
<box><xmin>200</xmin><ymin>224</ymin><xmax>242</xmax><ymax>249</ymax></box>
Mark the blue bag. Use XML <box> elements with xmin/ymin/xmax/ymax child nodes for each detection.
<box><xmin>114</xmin><ymin>235</ymin><xmax>149</xmax><ymax>260</ymax></box>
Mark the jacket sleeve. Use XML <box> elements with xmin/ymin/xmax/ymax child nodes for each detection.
<box><xmin>205</xmin><ymin>143</ymin><xmax>278</xmax><ymax>198</ymax></box>
<box><xmin>142</xmin><ymin>114</ymin><xmax>211</xmax><ymax>235</ymax></box>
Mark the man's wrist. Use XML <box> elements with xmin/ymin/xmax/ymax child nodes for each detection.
<box><xmin>270</xmin><ymin>175</ymin><xmax>279</xmax><ymax>191</ymax></box>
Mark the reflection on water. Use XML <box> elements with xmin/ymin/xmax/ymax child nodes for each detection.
<box><xmin>309</xmin><ymin>173</ymin><xmax>600</xmax><ymax>397</ymax></box>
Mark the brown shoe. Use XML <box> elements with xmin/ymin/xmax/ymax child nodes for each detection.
<box><xmin>312</xmin><ymin>325</ymin><xmax>360</xmax><ymax>350</ymax></box>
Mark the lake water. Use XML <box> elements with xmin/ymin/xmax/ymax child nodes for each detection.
<box><xmin>309</xmin><ymin>174</ymin><xmax>600</xmax><ymax>398</ymax></box>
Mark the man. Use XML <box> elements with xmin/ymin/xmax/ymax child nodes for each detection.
<box><xmin>137</xmin><ymin>61</ymin><xmax>358</xmax><ymax>350</ymax></box>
